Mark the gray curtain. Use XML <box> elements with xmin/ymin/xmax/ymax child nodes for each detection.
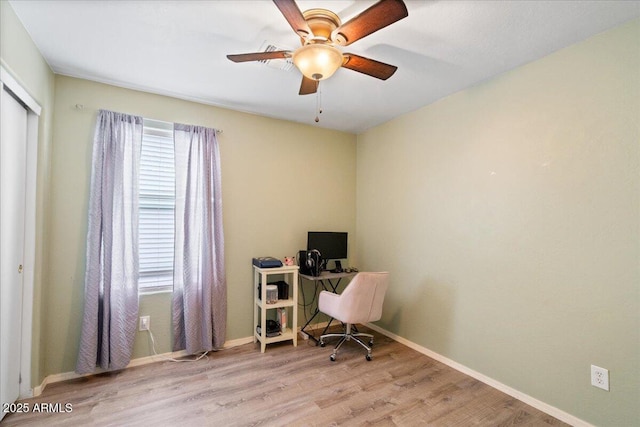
<box><xmin>76</xmin><ymin>110</ymin><xmax>142</xmax><ymax>374</ymax></box>
<box><xmin>172</xmin><ymin>123</ymin><xmax>226</xmax><ymax>353</ymax></box>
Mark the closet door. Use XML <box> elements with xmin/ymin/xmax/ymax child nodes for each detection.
<box><xmin>0</xmin><ymin>87</ymin><xmax>28</xmax><ymax>417</ymax></box>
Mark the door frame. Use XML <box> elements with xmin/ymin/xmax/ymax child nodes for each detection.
<box><xmin>0</xmin><ymin>65</ymin><xmax>41</xmax><ymax>398</ymax></box>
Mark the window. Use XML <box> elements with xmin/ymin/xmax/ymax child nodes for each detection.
<box><xmin>138</xmin><ymin>119</ymin><xmax>175</xmax><ymax>292</ymax></box>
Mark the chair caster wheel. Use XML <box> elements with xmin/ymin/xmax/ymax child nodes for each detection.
<box><xmin>366</xmin><ymin>354</ymin><xmax>372</xmax><ymax>361</ymax></box>
<box><xmin>330</xmin><ymin>354</ymin><xmax>336</xmax><ymax>362</ymax></box>
<box><xmin>368</xmin><ymin>340</ymin><xmax>374</xmax><ymax>347</ymax></box>
<box><xmin>320</xmin><ymin>341</ymin><xmax>326</xmax><ymax>347</ymax></box>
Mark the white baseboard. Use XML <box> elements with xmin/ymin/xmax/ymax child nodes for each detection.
<box><xmin>33</xmin><ymin>322</ymin><xmax>331</xmax><ymax>397</ymax></box>
<box><xmin>222</xmin><ymin>336</ymin><xmax>254</xmax><ymax>348</ymax></box>
<box><xmin>366</xmin><ymin>322</ymin><xmax>591</xmax><ymax>427</ymax></box>
<box><xmin>33</xmin><ymin>337</ymin><xmax>257</xmax><ymax>397</ymax></box>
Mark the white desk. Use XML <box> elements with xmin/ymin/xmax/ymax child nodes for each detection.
<box><xmin>299</xmin><ymin>270</ymin><xmax>356</xmax><ymax>343</ymax></box>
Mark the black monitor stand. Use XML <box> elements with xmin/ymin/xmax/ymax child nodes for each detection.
<box><xmin>331</xmin><ymin>260</ymin><xmax>343</xmax><ymax>273</ymax></box>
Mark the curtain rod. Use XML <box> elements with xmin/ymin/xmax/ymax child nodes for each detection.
<box><xmin>74</xmin><ymin>104</ymin><xmax>223</xmax><ymax>134</ymax></box>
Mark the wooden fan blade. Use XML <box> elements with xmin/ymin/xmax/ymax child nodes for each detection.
<box><xmin>333</xmin><ymin>0</ymin><xmax>408</xmax><ymax>46</ymax></box>
<box><xmin>299</xmin><ymin>76</ymin><xmax>318</xmax><ymax>95</ymax></box>
<box><xmin>273</xmin><ymin>0</ymin><xmax>312</xmax><ymax>38</ymax></box>
<box><xmin>227</xmin><ymin>51</ymin><xmax>290</xmax><ymax>63</ymax></box>
<box><xmin>342</xmin><ymin>53</ymin><xmax>398</xmax><ymax>80</ymax></box>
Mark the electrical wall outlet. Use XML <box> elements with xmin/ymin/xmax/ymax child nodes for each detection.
<box><xmin>591</xmin><ymin>365</ymin><xmax>609</xmax><ymax>391</ymax></box>
<box><xmin>139</xmin><ymin>316</ymin><xmax>150</xmax><ymax>331</ymax></box>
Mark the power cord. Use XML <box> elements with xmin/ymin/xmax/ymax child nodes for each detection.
<box><xmin>298</xmin><ymin>279</ymin><xmax>320</xmax><ymax>324</ymax></box>
<box><xmin>298</xmin><ymin>280</ymin><xmax>329</xmax><ymax>346</ymax></box>
<box><xmin>145</xmin><ymin>328</ymin><xmax>209</xmax><ymax>363</ymax></box>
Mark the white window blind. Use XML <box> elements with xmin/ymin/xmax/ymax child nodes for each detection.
<box><xmin>139</xmin><ymin>119</ymin><xmax>175</xmax><ymax>292</ymax></box>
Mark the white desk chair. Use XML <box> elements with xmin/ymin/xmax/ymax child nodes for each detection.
<box><xmin>318</xmin><ymin>272</ymin><xmax>389</xmax><ymax>361</ymax></box>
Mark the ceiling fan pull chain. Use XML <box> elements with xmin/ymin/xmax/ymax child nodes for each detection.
<box><xmin>315</xmin><ymin>81</ymin><xmax>322</xmax><ymax>122</ymax></box>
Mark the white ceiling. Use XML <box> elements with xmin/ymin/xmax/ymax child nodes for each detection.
<box><xmin>9</xmin><ymin>0</ymin><xmax>640</xmax><ymax>133</ymax></box>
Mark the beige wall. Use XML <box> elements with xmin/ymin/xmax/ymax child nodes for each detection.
<box><xmin>47</xmin><ymin>75</ymin><xmax>357</xmax><ymax>375</ymax></box>
<box><xmin>0</xmin><ymin>0</ymin><xmax>55</xmax><ymax>387</ymax></box>
<box><xmin>356</xmin><ymin>20</ymin><xmax>639</xmax><ymax>425</ymax></box>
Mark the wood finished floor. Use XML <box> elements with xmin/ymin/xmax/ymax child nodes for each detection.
<box><xmin>3</xmin><ymin>327</ymin><xmax>569</xmax><ymax>426</ymax></box>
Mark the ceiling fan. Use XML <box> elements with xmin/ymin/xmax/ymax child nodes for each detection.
<box><xmin>227</xmin><ymin>0</ymin><xmax>408</xmax><ymax>95</ymax></box>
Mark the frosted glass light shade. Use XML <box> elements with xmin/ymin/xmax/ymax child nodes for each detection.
<box><xmin>292</xmin><ymin>44</ymin><xmax>343</xmax><ymax>81</ymax></box>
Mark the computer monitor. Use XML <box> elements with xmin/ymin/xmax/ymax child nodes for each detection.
<box><xmin>307</xmin><ymin>231</ymin><xmax>348</xmax><ymax>271</ymax></box>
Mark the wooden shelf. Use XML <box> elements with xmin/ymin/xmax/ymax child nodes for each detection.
<box><xmin>256</xmin><ymin>297</ymin><xmax>294</xmax><ymax>309</ymax></box>
<box><xmin>253</xmin><ymin>264</ymin><xmax>299</xmax><ymax>353</ymax></box>
<box><xmin>254</xmin><ymin>328</ymin><xmax>295</xmax><ymax>344</ymax></box>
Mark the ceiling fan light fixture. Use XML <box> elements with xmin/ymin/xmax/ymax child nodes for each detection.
<box><xmin>292</xmin><ymin>43</ymin><xmax>343</xmax><ymax>81</ymax></box>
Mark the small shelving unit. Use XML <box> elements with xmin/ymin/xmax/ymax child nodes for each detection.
<box><xmin>253</xmin><ymin>264</ymin><xmax>299</xmax><ymax>353</ymax></box>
